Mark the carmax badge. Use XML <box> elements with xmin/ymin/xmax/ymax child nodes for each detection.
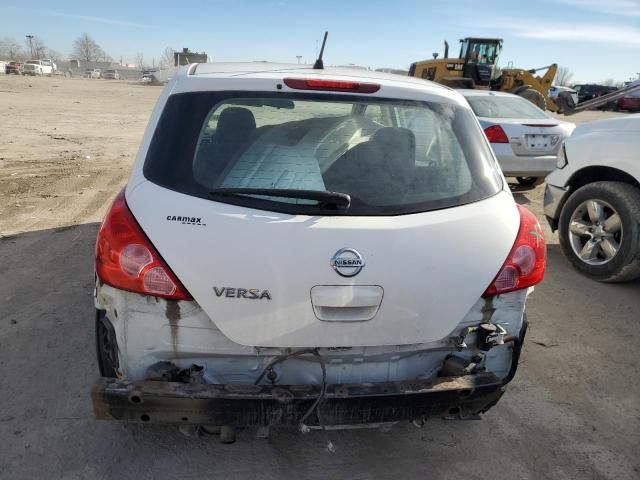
<box><xmin>330</xmin><ymin>248</ymin><xmax>365</xmax><ymax>277</ymax></box>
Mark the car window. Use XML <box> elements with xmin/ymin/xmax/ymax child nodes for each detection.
<box><xmin>465</xmin><ymin>95</ymin><xmax>549</xmax><ymax>119</ymax></box>
<box><xmin>144</xmin><ymin>92</ymin><xmax>501</xmax><ymax>216</ymax></box>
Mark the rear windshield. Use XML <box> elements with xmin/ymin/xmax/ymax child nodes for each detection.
<box><xmin>144</xmin><ymin>92</ymin><xmax>501</xmax><ymax>215</ymax></box>
<box><xmin>465</xmin><ymin>95</ymin><xmax>549</xmax><ymax>119</ymax></box>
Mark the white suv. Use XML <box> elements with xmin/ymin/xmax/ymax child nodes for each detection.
<box><xmin>92</xmin><ymin>63</ymin><xmax>546</xmax><ymax>439</ymax></box>
<box><xmin>545</xmin><ymin>115</ymin><xmax>640</xmax><ymax>281</ymax></box>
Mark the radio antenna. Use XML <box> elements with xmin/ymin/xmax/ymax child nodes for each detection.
<box><xmin>313</xmin><ymin>31</ymin><xmax>328</xmax><ymax>70</ymax></box>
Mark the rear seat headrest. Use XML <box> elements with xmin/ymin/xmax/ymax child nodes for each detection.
<box><xmin>217</xmin><ymin>107</ymin><xmax>256</xmax><ymax>139</ymax></box>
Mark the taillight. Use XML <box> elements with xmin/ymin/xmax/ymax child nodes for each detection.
<box><xmin>283</xmin><ymin>78</ymin><xmax>380</xmax><ymax>93</ymax></box>
<box><xmin>483</xmin><ymin>205</ymin><xmax>546</xmax><ymax>297</ymax></box>
<box><xmin>95</xmin><ymin>189</ymin><xmax>192</xmax><ymax>300</ymax></box>
<box><xmin>484</xmin><ymin>125</ymin><xmax>509</xmax><ymax>143</ymax></box>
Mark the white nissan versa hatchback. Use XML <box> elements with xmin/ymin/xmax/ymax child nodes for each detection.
<box><xmin>92</xmin><ymin>63</ymin><xmax>546</xmax><ymax>441</ymax></box>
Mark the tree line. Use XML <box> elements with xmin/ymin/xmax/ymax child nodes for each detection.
<box><xmin>0</xmin><ymin>33</ymin><xmax>176</xmax><ymax>69</ymax></box>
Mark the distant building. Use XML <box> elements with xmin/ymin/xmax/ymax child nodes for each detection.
<box><xmin>174</xmin><ymin>48</ymin><xmax>208</xmax><ymax>66</ymax></box>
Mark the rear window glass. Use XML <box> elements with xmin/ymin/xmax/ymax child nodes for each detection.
<box><xmin>144</xmin><ymin>92</ymin><xmax>501</xmax><ymax>215</ymax></box>
<box><xmin>465</xmin><ymin>95</ymin><xmax>549</xmax><ymax>119</ymax></box>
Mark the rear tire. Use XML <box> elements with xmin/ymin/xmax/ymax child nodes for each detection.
<box><xmin>96</xmin><ymin>310</ymin><xmax>119</xmax><ymax>377</ymax></box>
<box><xmin>558</xmin><ymin>181</ymin><xmax>640</xmax><ymax>282</ymax></box>
<box><xmin>516</xmin><ymin>176</ymin><xmax>540</xmax><ymax>188</ymax></box>
<box><xmin>518</xmin><ymin>88</ymin><xmax>547</xmax><ymax>110</ymax></box>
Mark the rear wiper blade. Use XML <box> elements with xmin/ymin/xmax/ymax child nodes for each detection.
<box><xmin>209</xmin><ymin>188</ymin><xmax>351</xmax><ymax>208</ymax></box>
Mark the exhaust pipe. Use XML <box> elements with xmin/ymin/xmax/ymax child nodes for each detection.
<box><xmin>444</xmin><ymin>40</ymin><xmax>449</xmax><ymax>59</ymax></box>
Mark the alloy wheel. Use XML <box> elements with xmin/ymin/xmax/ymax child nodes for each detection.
<box><xmin>568</xmin><ymin>199</ymin><xmax>623</xmax><ymax>265</ymax></box>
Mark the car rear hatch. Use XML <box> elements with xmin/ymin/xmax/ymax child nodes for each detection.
<box><xmin>128</xmin><ymin>184</ymin><xmax>517</xmax><ymax>347</ymax></box>
<box><xmin>128</xmin><ymin>83</ymin><xmax>516</xmax><ymax>348</ymax></box>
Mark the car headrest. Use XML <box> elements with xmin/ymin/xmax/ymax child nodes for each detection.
<box><xmin>372</xmin><ymin>127</ymin><xmax>416</xmax><ymax>169</ymax></box>
<box><xmin>216</xmin><ymin>107</ymin><xmax>256</xmax><ymax>140</ymax></box>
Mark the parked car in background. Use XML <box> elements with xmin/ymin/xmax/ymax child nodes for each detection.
<box><xmin>139</xmin><ymin>69</ymin><xmax>158</xmax><ymax>83</ymax></box>
<box><xmin>91</xmin><ymin>64</ymin><xmax>546</xmax><ymax>437</ymax></box>
<box><xmin>548</xmin><ymin>86</ymin><xmax>578</xmax><ymax>106</ymax></box>
<box><xmin>545</xmin><ymin>115</ymin><xmax>640</xmax><ymax>282</ymax></box>
<box><xmin>22</xmin><ymin>60</ymin><xmax>53</xmax><ymax>76</ymax></box>
<box><xmin>84</xmin><ymin>69</ymin><xmax>101</xmax><ymax>79</ymax></box>
<box><xmin>41</xmin><ymin>59</ymin><xmax>57</xmax><ymax>72</ymax></box>
<box><xmin>574</xmin><ymin>84</ymin><xmax>617</xmax><ymax>109</ymax></box>
<box><xmin>616</xmin><ymin>94</ymin><xmax>640</xmax><ymax>112</ymax></box>
<box><xmin>461</xmin><ymin>90</ymin><xmax>575</xmax><ymax>187</ymax></box>
<box><xmin>101</xmin><ymin>69</ymin><xmax>120</xmax><ymax>80</ymax></box>
<box><xmin>615</xmin><ymin>81</ymin><xmax>640</xmax><ymax>112</ymax></box>
<box><xmin>5</xmin><ymin>61</ymin><xmax>23</xmax><ymax>74</ymax></box>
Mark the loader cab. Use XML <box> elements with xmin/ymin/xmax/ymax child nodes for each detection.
<box><xmin>459</xmin><ymin>38</ymin><xmax>502</xmax><ymax>87</ymax></box>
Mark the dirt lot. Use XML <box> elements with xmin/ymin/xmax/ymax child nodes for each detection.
<box><xmin>1</xmin><ymin>75</ymin><xmax>638</xmax><ymax>479</ymax></box>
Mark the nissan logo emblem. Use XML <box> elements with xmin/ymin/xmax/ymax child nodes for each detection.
<box><xmin>330</xmin><ymin>248</ymin><xmax>365</xmax><ymax>277</ymax></box>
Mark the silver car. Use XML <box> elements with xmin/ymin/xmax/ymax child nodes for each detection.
<box><xmin>461</xmin><ymin>90</ymin><xmax>575</xmax><ymax>187</ymax></box>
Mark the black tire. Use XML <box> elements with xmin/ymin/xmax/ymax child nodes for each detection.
<box><xmin>95</xmin><ymin>309</ymin><xmax>119</xmax><ymax>377</ymax></box>
<box><xmin>517</xmin><ymin>88</ymin><xmax>547</xmax><ymax>110</ymax></box>
<box><xmin>558</xmin><ymin>181</ymin><xmax>640</xmax><ymax>282</ymax></box>
<box><xmin>516</xmin><ymin>176</ymin><xmax>540</xmax><ymax>187</ymax></box>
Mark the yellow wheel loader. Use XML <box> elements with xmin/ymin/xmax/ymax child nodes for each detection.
<box><xmin>409</xmin><ymin>38</ymin><xmax>562</xmax><ymax>112</ymax></box>
<box><xmin>409</xmin><ymin>38</ymin><xmax>503</xmax><ymax>89</ymax></box>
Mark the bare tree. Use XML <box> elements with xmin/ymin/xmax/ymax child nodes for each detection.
<box><xmin>31</xmin><ymin>36</ymin><xmax>48</xmax><ymax>58</ymax></box>
<box><xmin>72</xmin><ymin>33</ymin><xmax>107</xmax><ymax>62</ymax></box>
<box><xmin>159</xmin><ymin>47</ymin><xmax>175</xmax><ymax>68</ymax></box>
<box><xmin>135</xmin><ymin>52</ymin><xmax>145</xmax><ymax>69</ymax></box>
<box><xmin>599</xmin><ymin>78</ymin><xmax>626</xmax><ymax>88</ymax></box>
<box><xmin>47</xmin><ymin>49</ymin><xmax>65</xmax><ymax>61</ymax></box>
<box><xmin>555</xmin><ymin>66</ymin><xmax>574</xmax><ymax>87</ymax></box>
<box><xmin>0</xmin><ymin>37</ymin><xmax>24</xmax><ymax>59</ymax></box>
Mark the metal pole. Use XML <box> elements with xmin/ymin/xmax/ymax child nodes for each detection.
<box><xmin>26</xmin><ymin>35</ymin><xmax>34</xmax><ymax>58</ymax></box>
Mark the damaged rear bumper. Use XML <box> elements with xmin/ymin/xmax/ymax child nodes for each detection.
<box><xmin>92</xmin><ymin>372</ymin><xmax>505</xmax><ymax>426</ymax></box>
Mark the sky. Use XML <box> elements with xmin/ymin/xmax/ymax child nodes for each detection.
<box><xmin>1</xmin><ymin>0</ymin><xmax>639</xmax><ymax>83</ymax></box>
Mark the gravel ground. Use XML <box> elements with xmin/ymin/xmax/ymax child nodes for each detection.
<box><xmin>0</xmin><ymin>74</ymin><xmax>638</xmax><ymax>480</ymax></box>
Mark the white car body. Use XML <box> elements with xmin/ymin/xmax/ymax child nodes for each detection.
<box><xmin>22</xmin><ymin>60</ymin><xmax>53</xmax><ymax>76</ymax></box>
<box><xmin>544</xmin><ymin>115</ymin><xmax>640</xmax><ymax>281</ymax></box>
<box><xmin>92</xmin><ymin>63</ymin><xmax>546</xmax><ymax>430</ymax></box>
<box><xmin>548</xmin><ymin>85</ymin><xmax>579</xmax><ymax>106</ymax></box>
<box><xmin>545</xmin><ymin>115</ymin><xmax>640</xmax><ymax>222</ymax></box>
<box><xmin>461</xmin><ymin>90</ymin><xmax>575</xmax><ymax>180</ymax></box>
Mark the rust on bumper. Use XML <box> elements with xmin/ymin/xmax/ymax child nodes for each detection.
<box><xmin>91</xmin><ymin>372</ymin><xmax>504</xmax><ymax>426</ymax></box>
